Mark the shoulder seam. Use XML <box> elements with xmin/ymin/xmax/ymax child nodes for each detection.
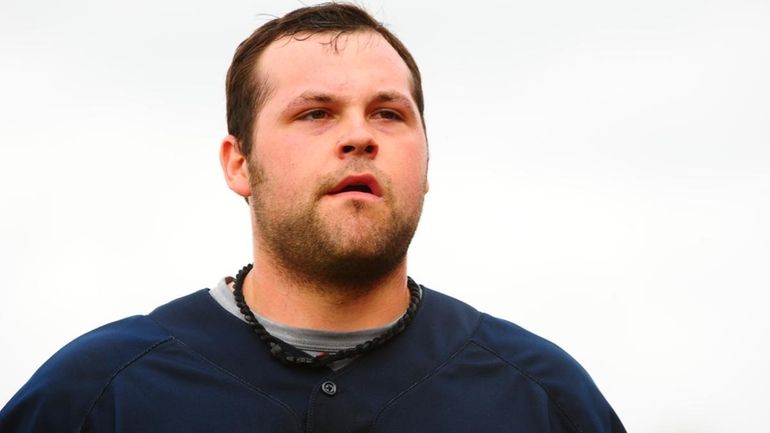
<box><xmin>369</xmin><ymin>340</ymin><xmax>474</xmax><ymax>432</ymax></box>
<box><xmin>145</xmin><ymin>314</ymin><xmax>303</xmax><ymax>428</ymax></box>
<box><xmin>77</xmin><ymin>336</ymin><xmax>173</xmax><ymax>432</ymax></box>
<box><xmin>469</xmin><ymin>336</ymin><xmax>583</xmax><ymax>433</ymax></box>
<box><xmin>170</xmin><ymin>337</ymin><xmax>303</xmax><ymax>427</ymax></box>
<box><xmin>369</xmin><ymin>306</ymin><xmax>484</xmax><ymax>432</ymax></box>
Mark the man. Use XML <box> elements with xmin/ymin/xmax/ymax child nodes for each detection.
<box><xmin>0</xmin><ymin>3</ymin><xmax>625</xmax><ymax>432</ymax></box>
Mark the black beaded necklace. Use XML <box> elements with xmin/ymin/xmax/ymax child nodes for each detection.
<box><xmin>231</xmin><ymin>264</ymin><xmax>422</xmax><ymax>368</ymax></box>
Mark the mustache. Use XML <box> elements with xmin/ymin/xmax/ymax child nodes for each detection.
<box><xmin>315</xmin><ymin>161</ymin><xmax>389</xmax><ymax>197</ymax></box>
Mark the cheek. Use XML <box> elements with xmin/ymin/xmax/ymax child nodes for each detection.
<box><xmin>257</xmin><ymin>143</ymin><xmax>299</xmax><ymax>175</ymax></box>
<box><xmin>399</xmin><ymin>139</ymin><xmax>429</xmax><ymax>182</ymax></box>
<box><xmin>254</xmin><ymin>132</ymin><xmax>319</xmax><ymax>186</ymax></box>
<box><xmin>389</xmin><ymin>155</ymin><xmax>429</xmax><ymax>201</ymax></box>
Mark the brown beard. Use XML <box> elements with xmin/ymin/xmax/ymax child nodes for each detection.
<box><xmin>248</xmin><ymin>158</ymin><xmax>424</xmax><ymax>293</ymax></box>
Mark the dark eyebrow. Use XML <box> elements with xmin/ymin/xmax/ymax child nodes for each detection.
<box><xmin>281</xmin><ymin>91</ymin><xmax>416</xmax><ymax>116</ymax></box>
<box><xmin>282</xmin><ymin>92</ymin><xmax>337</xmax><ymax>115</ymax></box>
<box><xmin>373</xmin><ymin>91</ymin><xmax>413</xmax><ymax>106</ymax></box>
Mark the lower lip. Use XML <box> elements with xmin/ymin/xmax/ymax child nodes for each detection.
<box><xmin>327</xmin><ymin>191</ymin><xmax>381</xmax><ymax>201</ymax></box>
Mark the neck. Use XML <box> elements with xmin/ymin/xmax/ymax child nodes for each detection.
<box><xmin>241</xmin><ymin>251</ymin><xmax>411</xmax><ymax>332</ymax></box>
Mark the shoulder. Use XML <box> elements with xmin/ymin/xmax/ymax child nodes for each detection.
<box><xmin>404</xmin><ymin>286</ymin><xmax>624</xmax><ymax>432</ymax></box>
<box><xmin>420</xmin><ymin>287</ymin><xmax>482</xmax><ymax>328</ymax></box>
<box><xmin>29</xmin><ymin>293</ymin><xmax>203</xmax><ymax>387</ymax></box>
<box><xmin>421</xmin><ymin>289</ymin><xmax>589</xmax><ymax>385</ymax></box>
<box><xmin>472</xmin><ymin>312</ymin><xmax>624</xmax><ymax>432</ymax></box>
<box><xmin>472</xmin><ymin>313</ymin><xmax>588</xmax><ymax>380</ymax></box>
<box><xmin>0</xmin><ymin>298</ymin><xmax>186</xmax><ymax>432</ymax></box>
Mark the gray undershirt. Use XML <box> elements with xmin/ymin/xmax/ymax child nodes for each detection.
<box><xmin>209</xmin><ymin>278</ymin><xmax>411</xmax><ymax>369</ymax></box>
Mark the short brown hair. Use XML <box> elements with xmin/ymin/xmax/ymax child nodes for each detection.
<box><xmin>225</xmin><ymin>2</ymin><xmax>424</xmax><ymax>157</ymax></box>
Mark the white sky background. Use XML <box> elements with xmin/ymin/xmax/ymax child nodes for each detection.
<box><xmin>1</xmin><ymin>0</ymin><xmax>768</xmax><ymax>431</ymax></box>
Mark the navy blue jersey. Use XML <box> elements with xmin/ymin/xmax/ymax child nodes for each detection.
<box><xmin>1</xmin><ymin>287</ymin><xmax>625</xmax><ymax>432</ymax></box>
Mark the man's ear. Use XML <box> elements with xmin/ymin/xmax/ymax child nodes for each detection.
<box><xmin>220</xmin><ymin>135</ymin><xmax>251</xmax><ymax>198</ymax></box>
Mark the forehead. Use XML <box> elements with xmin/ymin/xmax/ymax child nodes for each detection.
<box><xmin>256</xmin><ymin>31</ymin><xmax>414</xmax><ymax>103</ymax></box>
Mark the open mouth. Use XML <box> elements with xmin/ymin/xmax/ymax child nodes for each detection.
<box><xmin>339</xmin><ymin>184</ymin><xmax>373</xmax><ymax>194</ymax></box>
<box><xmin>328</xmin><ymin>174</ymin><xmax>382</xmax><ymax>197</ymax></box>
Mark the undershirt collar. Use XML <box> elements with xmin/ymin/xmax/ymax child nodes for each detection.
<box><xmin>209</xmin><ymin>278</ymin><xmax>408</xmax><ymax>362</ymax></box>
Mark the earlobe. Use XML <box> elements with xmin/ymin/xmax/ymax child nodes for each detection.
<box><xmin>220</xmin><ymin>135</ymin><xmax>252</xmax><ymax>198</ymax></box>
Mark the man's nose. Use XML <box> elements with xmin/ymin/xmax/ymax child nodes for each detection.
<box><xmin>336</xmin><ymin>116</ymin><xmax>378</xmax><ymax>159</ymax></box>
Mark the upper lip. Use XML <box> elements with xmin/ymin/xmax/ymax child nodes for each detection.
<box><xmin>327</xmin><ymin>174</ymin><xmax>382</xmax><ymax>197</ymax></box>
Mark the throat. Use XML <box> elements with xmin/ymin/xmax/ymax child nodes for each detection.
<box><xmin>242</xmin><ymin>261</ymin><xmax>413</xmax><ymax>332</ymax></box>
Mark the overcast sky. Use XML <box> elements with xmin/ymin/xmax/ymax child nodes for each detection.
<box><xmin>1</xmin><ymin>1</ymin><xmax>769</xmax><ymax>431</ymax></box>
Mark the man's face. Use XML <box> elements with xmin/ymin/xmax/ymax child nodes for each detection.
<box><xmin>247</xmin><ymin>31</ymin><xmax>428</xmax><ymax>289</ymax></box>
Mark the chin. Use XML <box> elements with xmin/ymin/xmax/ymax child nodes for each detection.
<box><xmin>318</xmin><ymin>250</ymin><xmax>407</xmax><ymax>290</ymax></box>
